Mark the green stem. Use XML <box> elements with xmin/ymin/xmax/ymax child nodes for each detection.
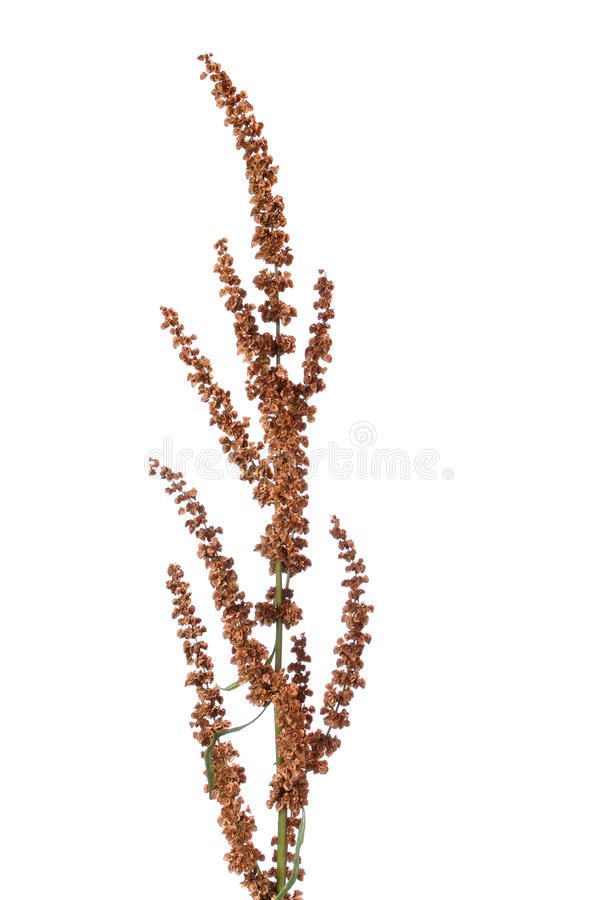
<box><xmin>272</xmin><ymin>273</ymin><xmax>289</xmax><ymax>892</ymax></box>
<box><xmin>273</xmin><ymin>559</ymin><xmax>288</xmax><ymax>892</ymax></box>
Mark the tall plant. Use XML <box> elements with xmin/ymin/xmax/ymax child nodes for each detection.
<box><xmin>149</xmin><ymin>53</ymin><xmax>373</xmax><ymax>899</ymax></box>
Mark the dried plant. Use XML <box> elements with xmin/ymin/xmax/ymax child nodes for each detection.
<box><xmin>149</xmin><ymin>54</ymin><xmax>373</xmax><ymax>899</ymax></box>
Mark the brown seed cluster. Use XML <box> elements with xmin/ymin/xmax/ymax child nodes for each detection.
<box><xmin>303</xmin><ymin>273</ymin><xmax>335</xmax><ymax>397</ymax></box>
<box><xmin>160</xmin><ymin>307</ymin><xmax>263</xmax><ymax>484</ymax></box>
<box><xmin>149</xmin><ymin>55</ymin><xmax>373</xmax><ymax>900</ymax></box>
<box><xmin>255</xmin><ymin>585</ymin><xmax>303</xmax><ymax>629</ymax></box>
<box><xmin>150</xmin><ymin>460</ymin><xmax>275</xmax><ymax>705</ymax></box>
<box><xmin>198</xmin><ymin>53</ymin><xmax>293</xmax><ymax>275</ymax></box>
<box><xmin>289</xmin><ymin>634</ymin><xmax>315</xmax><ymax>729</ymax></box>
<box><xmin>165</xmin><ymin>563</ymin><xmax>229</xmax><ymax>744</ymax></box>
<box><xmin>165</xmin><ymin>564</ymin><xmax>271</xmax><ymax>898</ymax></box>
<box><xmin>150</xmin><ymin>460</ymin><xmax>312</xmax><ymax>819</ymax></box>
<box><xmin>267</xmin><ymin>673</ymin><xmax>310</xmax><ymax>817</ymax></box>
<box><xmin>308</xmin><ymin>517</ymin><xmax>374</xmax><ymax>774</ymax></box>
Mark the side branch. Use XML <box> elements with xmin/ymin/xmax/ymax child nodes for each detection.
<box><xmin>307</xmin><ymin>515</ymin><xmax>373</xmax><ymax>774</ymax></box>
<box><xmin>166</xmin><ymin>562</ymin><xmax>230</xmax><ymax>744</ymax></box>
<box><xmin>160</xmin><ymin>305</ymin><xmax>263</xmax><ymax>483</ymax></box>
<box><xmin>150</xmin><ymin>461</ymin><xmax>270</xmax><ymax>703</ymax></box>
<box><xmin>302</xmin><ymin>272</ymin><xmax>334</xmax><ymax>398</ymax></box>
<box><xmin>165</xmin><ymin>564</ymin><xmax>273</xmax><ymax>899</ymax></box>
<box><xmin>214</xmin><ymin>237</ymin><xmax>264</xmax><ymax>365</ymax></box>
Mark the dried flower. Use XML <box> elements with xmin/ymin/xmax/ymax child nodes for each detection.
<box><xmin>149</xmin><ymin>55</ymin><xmax>373</xmax><ymax>898</ymax></box>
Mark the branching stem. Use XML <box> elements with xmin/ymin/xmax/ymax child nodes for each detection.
<box><xmin>273</xmin><ymin>559</ymin><xmax>288</xmax><ymax>892</ymax></box>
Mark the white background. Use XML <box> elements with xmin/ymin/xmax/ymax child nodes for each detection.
<box><xmin>1</xmin><ymin>2</ymin><xmax>597</xmax><ymax>898</ymax></box>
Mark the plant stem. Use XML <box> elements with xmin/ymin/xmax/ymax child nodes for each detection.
<box><xmin>273</xmin><ymin>270</ymin><xmax>288</xmax><ymax>892</ymax></box>
<box><xmin>273</xmin><ymin>558</ymin><xmax>288</xmax><ymax>892</ymax></box>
